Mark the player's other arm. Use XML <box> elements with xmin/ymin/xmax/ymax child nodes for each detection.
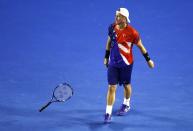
<box><xmin>104</xmin><ymin>36</ymin><xmax>111</xmax><ymax>67</ymax></box>
<box><xmin>136</xmin><ymin>39</ymin><xmax>154</xmax><ymax>68</ymax></box>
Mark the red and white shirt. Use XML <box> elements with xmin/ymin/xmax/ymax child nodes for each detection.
<box><xmin>109</xmin><ymin>23</ymin><xmax>140</xmax><ymax>67</ymax></box>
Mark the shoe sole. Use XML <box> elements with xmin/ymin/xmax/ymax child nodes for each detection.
<box><xmin>104</xmin><ymin>121</ymin><xmax>111</xmax><ymax>124</ymax></box>
<box><xmin>116</xmin><ymin>110</ymin><xmax>130</xmax><ymax>116</ymax></box>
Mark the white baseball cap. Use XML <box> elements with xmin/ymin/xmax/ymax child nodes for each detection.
<box><xmin>116</xmin><ymin>8</ymin><xmax>130</xmax><ymax>23</ymax></box>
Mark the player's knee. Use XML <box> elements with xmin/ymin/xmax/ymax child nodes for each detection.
<box><xmin>108</xmin><ymin>85</ymin><xmax>116</xmax><ymax>93</ymax></box>
<box><xmin>124</xmin><ymin>84</ymin><xmax>131</xmax><ymax>89</ymax></box>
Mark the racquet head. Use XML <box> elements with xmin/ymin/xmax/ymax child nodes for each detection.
<box><xmin>53</xmin><ymin>83</ymin><xmax>73</xmax><ymax>102</ymax></box>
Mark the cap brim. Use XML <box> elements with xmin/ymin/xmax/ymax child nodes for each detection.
<box><xmin>127</xmin><ymin>18</ymin><xmax>131</xmax><ymax>23</ymax></box>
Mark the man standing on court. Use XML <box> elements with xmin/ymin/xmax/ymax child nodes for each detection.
<box><xmin>104</xmin><ymin>8</ymin><xmax>154</xmax><ymax>123</ymax></box>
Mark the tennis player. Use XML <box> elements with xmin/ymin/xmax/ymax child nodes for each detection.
<box><xmin>104</xmin><ymin>8</ymin><xmax>154</xmax><ymax>123</ymax></box>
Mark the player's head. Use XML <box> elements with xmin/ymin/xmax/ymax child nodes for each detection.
<box><xmin>115</xmin><ymin>8</ymin><xmax>130</xmax><ymax>24</ymax></box>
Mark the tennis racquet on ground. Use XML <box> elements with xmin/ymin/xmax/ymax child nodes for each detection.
<box><xmin>39</xmin><ymin>82</ymin><xmax>73</xmax><ymax>112</ymax></box>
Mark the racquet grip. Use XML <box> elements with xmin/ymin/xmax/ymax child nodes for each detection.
<box><xmin>39</xmin><ymin>101</ymin><xmax>52</xmax><ymax>112</ymax></box>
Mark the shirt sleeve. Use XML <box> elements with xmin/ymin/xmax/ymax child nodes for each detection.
<box><xmin>132</xmin><ymin>29</ymin><xmax>140</xmax><ymax>44</ymax></box>
<box><xmin>108</xmin><ymin>24</ymin><xmax>114</xmax><ymax>36</ymax></box>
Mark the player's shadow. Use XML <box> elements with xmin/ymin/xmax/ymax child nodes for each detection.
<box><xmin>54</xmin><ymin>109</ymin><xmax>153</xmax><ymax>131</ymax></box>
<box><xmin>1</xmin><ymin>104</ymin><xmax>190</xmax><ymax>131</ymax></box>
<box><xmin>56</xmin><ymin>109</ymin><xmax>108</xmax><ymax>130</ymax></box>
<box><xmin>57</xmin><ymin>108</ymin><xmax>192</xmax><ymax>131</ymax></box>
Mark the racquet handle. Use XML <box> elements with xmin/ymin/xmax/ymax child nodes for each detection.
<box><xmin>39</xmin><ymin>101</ymin><xmax>52</xmax><ymax>112</ymax></box>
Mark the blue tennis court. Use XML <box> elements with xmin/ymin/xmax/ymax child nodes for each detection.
<box><xmin>1</xmin><ymin>0</ymin><xmax>193</xmax><ymax>131</ymax></box>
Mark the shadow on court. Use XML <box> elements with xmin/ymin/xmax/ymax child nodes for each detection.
<box><xmin>1</xmin><ymin>104</ymin><xmax>192</xmax><ymax>131</ymax></box>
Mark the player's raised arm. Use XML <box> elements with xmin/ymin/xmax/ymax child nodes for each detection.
<box><xmin>104</xmin><ymin>36</ymin><xmax>111</xmax><ymax>67</ymax></box>
<box><xmin>136</xmin><ymin>39</ymin><xmax>154</xmax><ymax>68</ymax></box>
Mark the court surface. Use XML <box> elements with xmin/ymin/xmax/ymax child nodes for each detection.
<box><xmin>1</xmin><ymin>0</ymin><xmax>193</xmax><ymax>131</ymax></box>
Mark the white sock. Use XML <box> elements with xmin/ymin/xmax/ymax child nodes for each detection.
<box><xmin>123</xmin><ymin>98</ymin><xmax>130</xmax><ymax>106</ymax></box>
<box><xmin>106</xmin><ymin>105</ymin><xmax>113</xmax><ymax>115</ymax></box>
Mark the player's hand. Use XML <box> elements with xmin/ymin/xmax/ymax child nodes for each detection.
<box><xmin>104</xmin><ymin>58</ymin><xmax>109</xmax><ymax>68</ymax></box>
<box><xmin>148</xmin><ymin>60</ymin><xmax>154</xmax><ymax>68</ymax></box>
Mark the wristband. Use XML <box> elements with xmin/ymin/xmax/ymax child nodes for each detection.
<box><xmin>143</xmin><ymin>52</ymin><xmax>151</xmax><ymax>62</ymax></box>
<box><xmin>105</xmin><ymin>50</ymin><xmax>110</xmax><ymax>59</ymax></box>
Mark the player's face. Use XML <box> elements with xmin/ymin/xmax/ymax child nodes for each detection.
<box><xmin>115</xmin><ymin>13</ymin><xmax>127</xmax><ymax>25</ymax></box>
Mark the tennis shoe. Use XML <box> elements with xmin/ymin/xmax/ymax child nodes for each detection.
<box><xmin>117</xmin><ymin>104</ymin><xmax>130</xmax><ymax>116</ymax></box>
<box><xmin>104</xmin><ymin>113</ymin><xmax>111</xmax><ymax>124</ymax></box>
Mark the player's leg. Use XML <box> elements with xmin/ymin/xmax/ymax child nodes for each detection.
<box><xmin>117</xmin><ymin>84</ymin><xmax>131</xmax><ymax>116</ymax></box>
<box><xmin>106</xmin><ymin>84</ymin><xmax>117</xmax><ymax>113</ymax></box>
<box><xmin>124</xmin><ymin>84</ymin><xmax>132</xmax><ymax>106</ymax></box>
<box><xmin>104</xmin><ymin>85</ymin><xmax>116</xmax><ymax>123</ymax></box>
<box><xmin>117</xmin><ymin>64</ymin><xmax>133</xmax><ymax>115</ymax></box>
<box><xmin>104</xmin><ymin>66</ymin><xmax>118</xmax><ymax>123</ymax></box>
